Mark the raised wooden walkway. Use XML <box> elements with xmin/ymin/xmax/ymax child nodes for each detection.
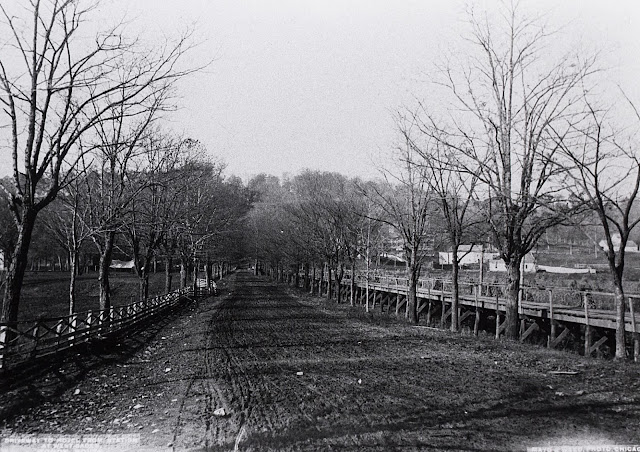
<box><xmin>297</xmin><ymin>274</ymin><xmax>640</xmax><ymax>359</ymax></box>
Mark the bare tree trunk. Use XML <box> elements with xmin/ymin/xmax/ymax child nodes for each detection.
<box><xmin>304</xmin><ymin>263</ymin><xmax>310</xmax><ymax>291</ymax></box>
<box><xmin>69</xmin><ymin>250</ymin><xmax>79</xmax><ymax>315</ymax></box>
<box><xmin>165</xmin><ymin>256</ymin><xmax>173</xmax><ymax>294</ymax></box>
<box><xmin>180</xmin><ymin>259</ymin><xmax>187</xmax><ymax>289</ymax></box>
<box><xmin>327</xmin><ymin>267</ymin><xmax>332</xmax><ymax>300</ymax></box>
<box><xmin>613</xmin><ymin>281</ymin><xmax>626</xmax><ymax>359</ymax></box>
<box><xmin>193</xmin><ymin>261</ymin><xmax>199</xmax><ymax>294</ymax></box>
<box><xmin>505</xmin><ymin>258</ymin><xmax>522</xmax><ymax>340</ymax></box>
<box><xmin>350</xmin><ymin>261</ymin><xmax>355</xmax><ymax>306</ymax></box>
<box><xmin>451</xmin><ymin>247</ymin><xmax>460</xmax><ymax>332</ymax></box>
<box><xmin>336</xmin><ymin>264</ymin><xmax>344</xmax><ymax>304</ymax></box>
<box><xmin>407</xmin><ymin>266</ymin><xmax>418</xmax><ymax>324</ymax></box>
<box><xmin>2</xmin><ymin>209</ymin><xmax>37</xmax><ymax>327</ymax></box>
<box><xmin>97</xmin><ymin>230</ymin><xmax>116</xmax><ymax>313</ymax></box>
<box><xmin>403</xmin><ymin>248</ymin><xmax>420</xmax><ymax>324</ymax></box>
<box><xmin>140</xmin><ymin>269</ymin><xmax>149</xmax><ymax>301</ymax></box>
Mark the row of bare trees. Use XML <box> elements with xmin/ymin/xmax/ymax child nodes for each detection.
<box><xmin>248</xmin><ymin>3</ymin><xmax>640</xmax><ymax>360</ymax></box>
<box><xmin>247</xmin><ymin>172</ymin><xmax>381</xmax><ymax>303</ymax></box>
<box><xmin>0</xmin><ymin>1</ymin><xmax>251</xmax><ymax>327</ymax></box>
<box><xmin>245</xmin><ymin>169</ymin><xmax>447</xmax><ymax>323</ymax></box>
<box><xmin>392</xmin><ymin>3</ymin><xmax>640</xmax><ymax>359</ymax></box>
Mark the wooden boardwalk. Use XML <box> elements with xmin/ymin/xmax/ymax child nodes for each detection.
<box><xmin>362</xmin><ymin>278</ymin><xmax>637</xmax><ymax>332</ymax></box>
<box><xmin>304</xmin><ymin>275</ymin><xmax>640</xmax><ymax>358</ymax></box>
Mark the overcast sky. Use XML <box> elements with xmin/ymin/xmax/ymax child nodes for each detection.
<box><xmin>1</xmin><ymin>0</ymin><xmax>640</xmax><ymax>182</ymax></box>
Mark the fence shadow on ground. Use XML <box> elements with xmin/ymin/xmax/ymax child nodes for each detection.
<box><xmin>0</xmin><ymin>298</ymin><xmax>198</xmax><ymax>424</ymax></box>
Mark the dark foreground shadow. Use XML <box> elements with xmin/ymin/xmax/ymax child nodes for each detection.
<box><xmin>0</xmin><ymin>298</ymin><xmax>202</xmax><ymax>424</ymax></box>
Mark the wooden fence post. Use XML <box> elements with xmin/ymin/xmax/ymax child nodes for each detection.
<box><xmin>30</xmin><ymin>323</ymin><xmax>40</xmax><ymax>357</ymax></box>
<box><xmin>86</xmin><ymin>312</ymin><xmax>93</xmax><ymax>340</ymax></box>
<box><xmin>109</xmin><ymin>306</ymin><xmax>115</xmax><ymax>332</ymax></box>
<box><xmin>56</xmin><ymin>321</ymin><xmax>64</xmax><ymax>351</ymax></box>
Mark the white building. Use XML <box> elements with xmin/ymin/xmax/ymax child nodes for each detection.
<box><xmin>489</xmin><ymin>253</ymin><xmax>537</xmax><ymax>273</ymax></box>
<box><xmin>599</xmin><ymin>234</ymin><xmax>640</xmax><ymax>253</ymax></box>
<box><xmin>438</xmin><ymin>245</ymin><xmax>499</xmax><ymax>266</ymax></box>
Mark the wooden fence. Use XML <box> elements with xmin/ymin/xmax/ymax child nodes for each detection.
<box><xmin>0</xmin><ymin>285</ymin><xmax>210</xmax><ymax>371</ymax></box>
<box><xmin>294</xmin><ymin>271</ymin><xmax>640</xmax><ymax>358</ymax></box>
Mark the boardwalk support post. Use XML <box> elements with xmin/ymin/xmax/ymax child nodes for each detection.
<box><xmin>583</xmin><ymin>293</ymin><xmax>591</xmax><ymax>357</ymax></box>
<box><xmin>495</xmin><ymin>294</ymin><xmax>501</xmax><ymax>339</ymax></box>
<box><xmin>474</xmin><ymin>285</ymin><xmax>480</xmax><ymax>336</ymax></box>
<box><xmin>548</xmin><ymin>289</ymin><xmax>556</xmax><ymax>348</ymax></box>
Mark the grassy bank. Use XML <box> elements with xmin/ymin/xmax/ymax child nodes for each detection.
<box><xmin>8</xmin><ymin>271</ymin><xmax>175</xmax><ymax>321</ymax></box>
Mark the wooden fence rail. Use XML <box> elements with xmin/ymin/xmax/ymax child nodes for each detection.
<box><xmin>293</xmin><ymin>271</ymin><xmax>640</xmax><ymax>358</ymax></box>
<box><xmin>0</xmin><ymin>286</ymin><xmax>206</xmax><ymax>371</ymax></box>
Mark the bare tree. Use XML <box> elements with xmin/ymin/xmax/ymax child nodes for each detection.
<box><xmin>0</xmin><ymin>0</ymin><xmax>197</xmax><ymax>325</ymax></box>
<box><xmin>405</xmin><ymin>125</ymin><xmax>482</xmax><ymax>332</ymax></box>
<box><xmin>84</xmin><ymin>102</ymin><xmax>163</xmax><ymax>313</ymax></box>
<box><xmin>366</xmin><ymin>129</ymin><xmax>435</xmax><ymax>324</ymax></box>
<box><xmin>42</xmin><ymin>172</ymin><xmax>94</xmax><ymax>314</ymax></box>
<box><xmin>124</xmin><ymin>130</ymin><xmax>183</xmax><ymax>300</ymax></box>
<box><xmin>421</xmin><ymin>4</ymin><xmax>597</xmax><ymax>338</ymax></box>
<box><xmin>288</xmin><ymin>171</ymin><xmax>366</xmax><ymax>303</ymax></box>
<box><xmin>556</xmin><ymin>97</ymin><xmax>640</xmax><ymax>359</ymax></box>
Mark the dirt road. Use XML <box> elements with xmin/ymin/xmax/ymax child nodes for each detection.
<box><xmin>1</xmin><ymin>271</ymin><xmax>640</xmax><ymax>451</ymax></box>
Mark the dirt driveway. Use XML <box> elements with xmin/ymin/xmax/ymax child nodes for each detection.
<box><xmin>1</xmin><ymin>271</ymin><xmax>640</xmax><ymax>451</ymax></box>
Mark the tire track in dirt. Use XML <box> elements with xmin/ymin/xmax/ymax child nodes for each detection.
<box><xmin>168</xmin><ymin>288</ymin><xmax>241</xmax><ymax>450</ymax></box>
<box><xmin>170</xmin><ymin>277</ymin><xmax>282</xmax><ymax>450</ymax></box>
<box><xmin>188</xmin><ymin>274</ymin><xmax>344</xmax><ymax>450</ymax></box>
<box><xmin>202</xmin><ymin>273</ymin><xmax>380</xmax><ymax>450</ymax></box>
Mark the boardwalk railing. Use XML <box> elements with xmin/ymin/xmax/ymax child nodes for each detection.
<box><xmin>0</xmin><ymin>286</ymin><xmax>204</xmax><ymax>371</ymax></box>
<box><xmin>298</xmin><ymin>271</ymin><xmax>640</xmax><ymax>357</ymax></box>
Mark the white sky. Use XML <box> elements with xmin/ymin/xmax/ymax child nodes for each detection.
<box><xmin>1</xmin><ymin>0</ymin><xmax>640</xmax><ymax>182</ymax></box>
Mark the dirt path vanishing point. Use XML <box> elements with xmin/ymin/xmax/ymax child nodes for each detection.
<box><xmin>1</xmin><ymin>270</ymin><xmax>640</xmax><ymax>451</ymax></box>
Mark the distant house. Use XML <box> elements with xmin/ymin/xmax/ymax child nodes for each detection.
<box><xmin>599</xmin><ymin>234</ymin><xmax>640</xmax><ymax>253</ymax></box>
<box><xmin>438</xmin><ymin>245</ymin><xmax>499</xmax><ymax>266</ymax></box>
<box><xmin>110</xmin><ymin>259</ymin><xmax>135</xmax><ymax>271</ymax></box>
<box><xmin>489</xmin><ymin>253</ymin><xmax>537</xmax><ymax>273</ymax></box>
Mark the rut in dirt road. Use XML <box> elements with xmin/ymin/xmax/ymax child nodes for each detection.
<box><xmin>173</xmin><ymin>273</ymin><xmax>350</xmax><ymax>450</ymax></box>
